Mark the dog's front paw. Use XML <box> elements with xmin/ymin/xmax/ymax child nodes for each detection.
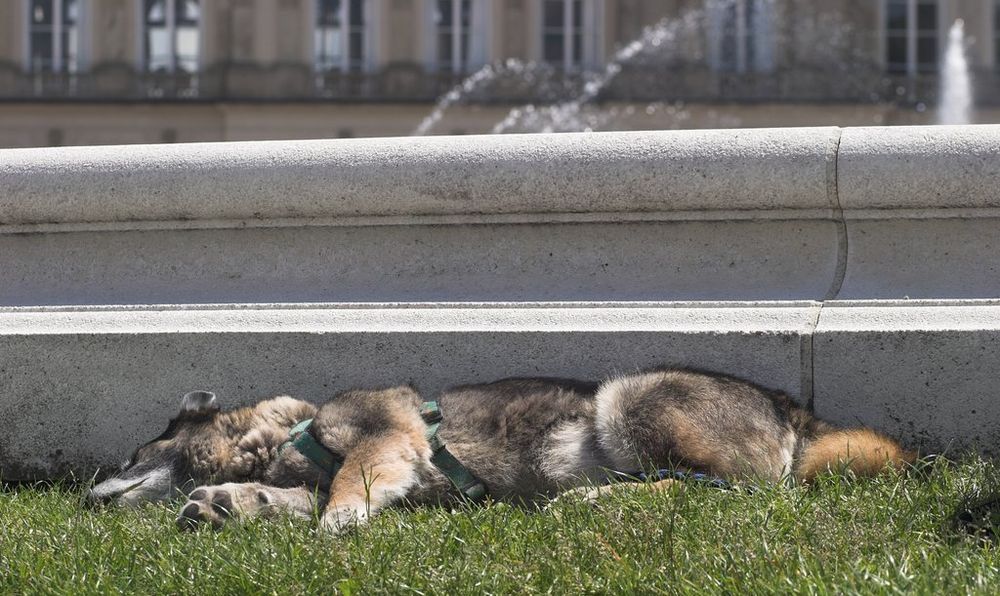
<box><xmin>320</xmin><ymin>505</ymin><xmax>367</xmax><ymax>535</ymax></box>
<box><xmin>176</xmin><ymin>483</ymin><xmax>275</xmax><ymax>531</ymax></box>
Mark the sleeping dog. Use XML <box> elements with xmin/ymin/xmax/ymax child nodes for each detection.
<box><xmin>87</xmin><ymin>369</ymin><xmax>916</xmax><ymax>533</ymax></box>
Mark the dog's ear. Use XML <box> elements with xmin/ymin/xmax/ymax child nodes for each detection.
<box><xmin>180</xmin><ymin>390</ymin><xmax>219</xmax><ymax>414</ymax></box>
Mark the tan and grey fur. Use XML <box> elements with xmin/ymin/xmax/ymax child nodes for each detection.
<box><xmin>88</xmin><ymin>369</ymin><xmax>916</xmax><ymax>533</ymax></box>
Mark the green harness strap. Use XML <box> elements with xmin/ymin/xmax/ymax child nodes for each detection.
<box><xmin>278</xmin><ymin>418</ymin><xmax>344</xmax><ymax>478</ymax></box>
<box><xmin>419</xmin><ymin>401</ymin><xmax>489</xmax><ymax>502</ymax></box>
<box><xmin>279</xmin><ymin>403</ymin><xmax>488</xmax><ymax>502</ymax></box>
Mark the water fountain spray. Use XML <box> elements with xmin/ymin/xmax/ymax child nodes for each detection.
<box><xmin>491</xmin><ymin>13</ymin><xmax>700</xmax><ymax>134</ymax></box>
<box><xmin>939</xmin><ymin>19</ymin><xmax>972</xmax><ymax>125</ymax></box>
<box><xmin>412</xmin><ymin>61</ymin><xmax>519</xmax><ymax>136</ymax></box>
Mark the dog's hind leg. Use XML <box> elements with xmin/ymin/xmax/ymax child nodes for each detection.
<box><xmin>176</xmin><ymin>483</ymin><xmax>320</xmax><ymax>530</ymax></box>
<box><xmin>320</xmin><ymin>436</ymin><xmax>426</xmax><ymax>535</ymax></box>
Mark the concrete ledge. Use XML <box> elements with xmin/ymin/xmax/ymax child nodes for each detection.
<box><xmin>2</xmin><ymin>300</ymin><xmax>998</xmax><ymax>479</ymax></box>
<box><xmin>839</xmin><ymin>126</ymin><xmax>1000</xmax><ymax>213</ymax></box>
<box><xmin>4</xmin><ymin>126</ymin><xmax>1000</xmax><ymax>304</ymax></box>
<box><xmin>0</xmin><ymin>301</ymin><xmax>820</xmax><ymax>334</ymax></box>
<box><xmin>814</xmin><ymin>301</ymin><xmax>1000</xmax><ymax>454</ymax></box>
<box><xmin>0</xmin><ymin>128</ymin><xmax>840</xmax><ymax>227</ymax></box>
<box><xmin>8</xmin><ymin>125</ymin><xmax>1000</xmax><ymax>230</ymax></box>
<box><xmin>833</xmin><ymin>126</ymin><xmax>1000</xmax><ymax>298</ymax></box>
<box><xmin>0</xmin><ymin>220</ymin><xmax>844</xmax><ymax>305</ymax></box>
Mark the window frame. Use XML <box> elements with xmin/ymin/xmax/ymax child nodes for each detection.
<box><xmin>434</xmin><ymin>0</ymin><xmax>472</xmax><ymax>74</ymax></box>
<box><xmin>708</xmin><ymin>0</ymin><xmax>774</xmax><ymax>74</ymax></box>
<box><xmin>423</xmin><ymin>0</ymin><xmax>489</xmax><ymax>74</ymax></box>
<box><xmin>994</xmin><ymin>0</ymin><xmax>1000</xmax><ymax>71</ymax></box>
<box><xmin>542</xmin><ymin>0</ymin><xmax>583</xmax><ymax>70</ymax></box>
<box><xmin>883</xmin><ymin>0</ymin><xmax>943</xmax><ymax>75</ymax></box>
<box><xmin>314</xmin><ymin>0</ymin><xmax>370</xmax><ymax>73</ymax></box>
<box><xmin>534</xmin><ymin>0</ymin><xmax>601</xmax><ymax>71</ymax></box>
<box><xmin>138</xmin><ymin>0</ymin><xmax>202</xmax><ymax>73</ymax></box>
<box><xmin>25</xmin><ymin>0</ymin><xmax>81</xmax><ymax>73</ymax></box>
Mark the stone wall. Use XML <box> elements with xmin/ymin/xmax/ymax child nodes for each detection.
<box><xmin>1</xmin><ymin>126</ymin><xmax>998</xmax><ymax>478</ymax></box>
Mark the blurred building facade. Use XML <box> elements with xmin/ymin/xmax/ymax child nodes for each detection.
<box><xmin>1</xmin><ymin>0</ymin><xmax>999</xmax><ymax>147</ymax></box>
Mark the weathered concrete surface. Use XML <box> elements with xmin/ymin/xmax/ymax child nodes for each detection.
<box><xmin>837</xmin><ymin>218</ymin><xmax>1000</xmax><ymax>299</ymax></box>
<box><xmin>0</xmin><ymin>128</ymin><xmax>840</xmax><ymax>226</ymax></box>
<box><xmin>0</xmin><ymin>303</ymin><xmax>817</xmax><ymax>479</ymax></box>
<box><xmin>836</xmin><ymin>125</ymin><xmax>1000</xmax><ymax>299</ymax></box>
<box><xmin>6</xmin><ymin>126</ymin><xmax>1000</xmax><ymax>303</ymax></box>
<box><xmin>813</xmin><ymin>301</ymin><xmax>1000</xmax><ymax>455</ymax></box>
<box><xmin>0</xmin><ymin>127</ymin><xmax>843</xmax><ymax>305</ymax></box>
<box><xmin>838</xmin><ymin>125</ymin><xmax>1000</xmax><ymax>212</ymax></box>
<box><xmin>3</xmin><ymin>127</ymin><xmax>1000</xmax><ymax>477</ymax></box>
<box><xmin>0</xmin><ymin>220</ymin><xmax>841</xmax><ymax>305</ymax></box>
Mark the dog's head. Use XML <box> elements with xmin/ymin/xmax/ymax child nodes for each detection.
<box><xmin>86</xmin><ymin>390</ymin><xmax>223</xmax><ymax>507</ymax></box>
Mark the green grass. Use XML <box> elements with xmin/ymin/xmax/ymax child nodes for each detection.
<box><xmin>2</xmin><ymin>459</ymin><xmax>999</xmax><ymax>594</ymax></box>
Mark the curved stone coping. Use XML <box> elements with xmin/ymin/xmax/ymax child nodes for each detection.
<box><xmin>1</xmin><ymin>128</ymin><xmax>842</xmax><ymax>227</ymax></box>
<box><xmin>3</xmin><ymin>299</ymin><xmax>1000</xmax><ymax>478</ymax></box>
<box><xmin>3</xmin><ymin>126</ymin><xmax>999</xmax><ymax>303</ymax></box>
<box><xmin>839</xmin><ymin>125</ymin><xmax>1000</xmax><ymax>212</ymax></box>
<box><xmin>5</xmin><ymin>124</ymin><xmax>1000</xmax><ymax>231</ymax></box>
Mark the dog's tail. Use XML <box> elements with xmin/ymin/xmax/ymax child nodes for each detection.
<box><xmin>794</xmin><ymin>428</ymin><xmax>918</xmax><ymax>482</ymax></box>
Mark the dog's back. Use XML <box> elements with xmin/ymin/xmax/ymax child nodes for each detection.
<box><xmin>592</xmin><ymin>368</ymin><xmax>916</xmax><ymax>482</ymax></box>
<box><xmin>434</xmin><ymin>369</ymin><xmax>916</xmax><ymax>499</ymax></box>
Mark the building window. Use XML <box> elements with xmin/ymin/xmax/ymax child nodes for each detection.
<box><xmin>28</xmin><ymin>0</ymin><xmax>80</xmax><ymax>73</ymax></box>
<box><xmin>142</xmin><ymin>0</ymin><xmax>201</xmax><ymax>72</ymax></box>
<box><xmin>708</xmin><ymin>0</ymin><xmax>773</xmax><ymax>73</ymax></box>
<box><xmin>435</xmin><ymin>0</ymin><xmax>472</xmax><ymax>73</ymax></box>
<box><xmin>995</xmin><ymin>1</ymin><xmax>1000</xmax><ymax>70</ymax></box>
<box><xmin>542</xmin><ymin>0</ymin><xmax>584</xmax><ymax>70</ymax></box>
<box><xmin>315</xmin><ymin>0</ymin><xmax>367</xmax><ymax>73</ymax></box>
<box><xmin>886</xmin><ymin>0</ymin><xmax>938</xmax><ymax>74</ymax></box>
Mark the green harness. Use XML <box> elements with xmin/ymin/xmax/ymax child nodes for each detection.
<box><xmin>418</xmin><ymin>401</ymin><xmax>488</xmax><ymax>501</ymax></box>
<box><xmin>281</xmin><ymin>418</ymin><xmax>343</xmax><ymax>478</ymax></box>
<box><xmin>279</xmin><ymin>401</ymin><xmax>487</xmax><ymax>502</ymax></box>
